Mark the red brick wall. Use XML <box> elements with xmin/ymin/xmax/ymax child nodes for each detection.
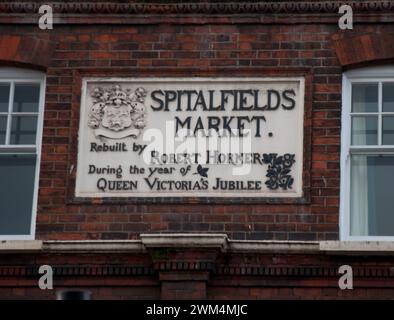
<box><xmin>1</xmin><ymin>0</ymin><xmax>394</xmax><ymax>301</ymax></box>
<box><xmin>2</xmin><ymin>15</ymin><xmax>393</xmax><ymax>241</ymax></box>
<box><xmin>20</xmin><ymin>22</ymin><xmax>390</xmax><ymax>241</ymax></box>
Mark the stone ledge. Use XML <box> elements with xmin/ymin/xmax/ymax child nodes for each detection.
<box><xmin>320</xmin><ymin>241</ymin><xmax>394</xmax><ymax>255</ymax></box>
<box><xmin>0</xmin><ymin>240</ymin><xmax>43</xmax><ymax>252</ymax></box>
<box><xmin>141</xmin><ymin>233</ymin><xmax>229</xmax><ymax>252</ymax></box>
<box><xmin>228</xmin><ymin>240</ymin><xmax>320</xmax><ymax>253</ymax></box>
<box><xmin>43</xmin><ymin>240</ymin><xmax>145</xmax><ymax>253</ymax></box>
<box><xmin>1</xmin><ymin>238</ymin><xmax>394</xmax><ymax>255</ymax></box>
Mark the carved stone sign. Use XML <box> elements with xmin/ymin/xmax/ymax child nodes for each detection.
<box><xmin>76</xmin><ymin>78</ymin><xmax>305</xmax><ymax>198</ymax></box>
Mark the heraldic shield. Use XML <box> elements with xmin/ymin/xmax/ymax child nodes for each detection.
<box><xmin>87</xmin><ymin>85</ymin><xmax>147</xmax><ymax>139</ymax></box>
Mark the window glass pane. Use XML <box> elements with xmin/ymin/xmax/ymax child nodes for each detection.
<box><xmin>350</xmin><ymin>155</ymin><xmax>394</xmax><ymax>236</ymax></box>
<box><xmin>12</xmin><ymin>84</ymin><xmax>40</xmax><ymax>112</ymax></box>
<box><xmin>383</xmin><ymin>83</ymin><xmax>394</xmax><ymax>112</ymax></box>
<box><xmin>0</xmin><ymin>154</ymin><xmax>36</xmax><ymax>235</ymax></box>
<box><xmin>351</xmin><ymin>116</ymin><xmax>378</xmax><ymax>145</ymax></box>
<box><xmin>0</xmin><ymin>83</ymin><xmax>10</xmax><ymax>112</ymax></box>
<box><xmin>10</xmin><ymin>115</ymin><xmax>37</xmax><ymax>145</ymax></box>
<box><xmin>352</xmin><ymin>83</ymin><xmax>378</xmax><ymax>113</ymax></box>
<box><xmin>382</xmin><ymin>116</ymin><xmax>394</xmax><ymax>145</ymax></box>
<box><xmin>0</xmin><ymin>116</ymin><xmax>6</xmax><ymax>144</ymax></box>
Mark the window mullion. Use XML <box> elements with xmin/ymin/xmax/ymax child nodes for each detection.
<box><xmin>378</xmin><ymin>81</ymin><xmax>382</xmax><ymax>145</ymax></box>
<box><xmin>5</xmin><ymin>81</ymin><xmax>14</xmax><ymax>145</ymax></box>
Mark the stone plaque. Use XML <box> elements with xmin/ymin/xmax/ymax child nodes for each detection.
<box><xmin>76</xmin><ymin>77</ymin><xmax>305</xmax><ymax>198</ymax></box>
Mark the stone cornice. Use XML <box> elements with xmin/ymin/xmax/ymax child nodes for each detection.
<box><xmin>2</xmin><ymin>237</ymin><xmax>394</xmax><ymax>255</ymax></box>
<box><xmin>0</xmin><ymin>1</ymin><xmax>391</xmax><ymax>15</ymax></box>
<box><xmin>0</xmin><ymin>1</ymin><xmax>393</xmax><ymax>24</ymax></box>
<box><xmin>1</xmin><ymin>237</ymin><xmax>394</xmax><ymax>279</ymax></box>
<box><xmin>0</xmin><ymin>263</ymin><xmax>393</xmax><ymax>279</ymax></box>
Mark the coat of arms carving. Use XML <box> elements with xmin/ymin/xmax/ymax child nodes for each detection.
<box><xmin>87</xmin><ymin>85</ymin><xmax>147</xmax><ymax>139</ymax></box>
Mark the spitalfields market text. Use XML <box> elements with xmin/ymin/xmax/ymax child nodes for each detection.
<box><xmin>150</xmin><ymin>88</ymin><xmax>296</xmax><ymax>137</ymax></box>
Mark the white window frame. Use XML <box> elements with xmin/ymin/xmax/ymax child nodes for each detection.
<box><xmin>341</xmin><ymin>65</ymin><xmax>394</xmax><ymax>241</ymax></box>
<box><xmin>0</xmin><ymin>68</ymin><xmax>46</xmax><ymax>240</ymax></box>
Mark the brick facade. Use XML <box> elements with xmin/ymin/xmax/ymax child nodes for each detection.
<box><xmin>1</xmin><ymin>0</ymin><xmax>394</xmax><ymax>300</ymax></box>
<box><xmin>2</xmin><ymin>238</ymin><xmax>394</xmax><ymax>300</ymax></box>
<box><xmin>32</xmin><ymin>21</ymin><xmax>394</xmax><ymax>242</ymax></box>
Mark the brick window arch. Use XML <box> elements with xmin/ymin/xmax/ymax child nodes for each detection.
<box><xmin>334</xmin><ymin>34</ymin><xmax>394</xmax><ymax>67</ymax></box>
<box><xmin>0</xmin><ymin>35</ymin><xmax>54</xmax><ymax>69</ymax></box>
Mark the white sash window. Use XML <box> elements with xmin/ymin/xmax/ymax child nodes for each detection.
<box><xmin>341</xmin><ymin>66</ymin><xmax>394</xmax><ymax>240</ymax></box>
<box><xmin>0</xmin><ymin>68</ymin><xmax>45</xmax><ymax>239</ymax></box>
